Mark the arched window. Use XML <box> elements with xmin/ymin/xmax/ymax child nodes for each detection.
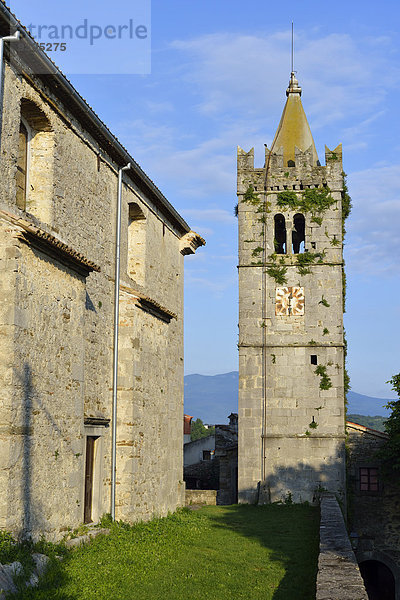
<box><xmin>16</xmin><ymin>119</ymin><xmax>30</xmax><ymax>210</ymax></box>
<box><xmin>287</xmin><ymin>160</ymin><xmax>295</xmax><ymax>167</ymax></box>
<box><xmin>292</xmin><ymin>213</ymin><xmax>305</xmax><ymax>254</ymax></box>
<box><xmin>17</xmin><ymin>99</ymin><xmax>53</xmax><ymax>222</ymax></box>
<box><xmin>127</xmin><ymin>202</ymin><xmax>146</xmax><ymax>287</ymax></box>
<box><xmin>274</xmin><ymin>214</ymin><xmax>286</xmax><ymax>255</ymax></box>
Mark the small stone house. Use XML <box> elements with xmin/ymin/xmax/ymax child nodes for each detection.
<box><xmin>183</xmin><ymin>414</ymin><xmax>193</xmax><ymax>444</ymax></box>
<box><xmin>184</xmin><ymin>436</ymin><xmax>215</xmax><ymax>467</ymax></box>
<box><xmin>215</xmin><ymin>413</ymin><xmax>238</xmax><ymax>505</ymax></box>
<box><xmin>347</xmin><ymin>421</ymin><xmax>400</xmax><ymax>598</ymax></box>
<box><xmin>183</xmin><ymin>414</ymin><xmax>238</xmax><ymax>501</ymax></box>
<box><xmin>183</xmin><ymin>434</ymin><xmax>217</xmax><ymax>490</ymax></box>
<box><xmin>0</xmin><ymin>2</ymin><xmax>203</xmax><ymax>540</ymax></box>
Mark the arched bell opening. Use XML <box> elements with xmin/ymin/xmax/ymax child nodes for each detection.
<box><xmin>292</xmin><ymin>213</ymin><xmax>305</xmax><ymax>254</ymax></box>
<box><xmin>274</xmin><ymin>214</ymin><xmax>286</xmax><ymax>255</ymax></box>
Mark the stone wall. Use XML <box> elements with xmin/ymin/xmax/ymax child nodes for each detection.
<box><xmin>185</xmin><ymin>490</ymin><xmax>217</xmax><ymax>506</ymax></box>
<box><xmin>317</xmin><ymin>493</ymin><xmax>368</xmax><ymax>600</ymax></box>
<box><xmin>3</xmin><ymin>229</ymin><xmax>87</xmax><ymax>535</ymax></box>
<box><xmin>184</xmin><ymin>458</ymin><xmax>219</xmax><ymax>491</ymax></box>
<box><xmin>215</xmin><ymin>419</ymin><xmax>238</xmax><ymax>504</ymax></box>
<box><xmin>0</xmin><ymin>32</ymin><xmax>202</xmax><ymax>539</ymax></box>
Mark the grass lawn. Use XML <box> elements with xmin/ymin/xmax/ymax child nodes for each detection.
<box><xmin>10</xmin><ymin>504</ymin><xmax>319</xmax><ymax>600</ymax></box>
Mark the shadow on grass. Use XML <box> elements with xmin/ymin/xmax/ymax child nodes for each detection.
<box><xmin>224</xmin><ymin>440</ymin><xmax>347</xmax><ymax>597</ymax></box>
<box><xmin>9</xmin><ymin>503</ymin><xmax>318</xmax><ymax>600</ymax></box>
<box><xmin>203</xmin><ymin>502</ymin><xmax>320</xmax><ymax>600</ymax></box>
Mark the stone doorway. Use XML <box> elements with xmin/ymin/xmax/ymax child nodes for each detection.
<box><xmin>84</xmin><ymin>436</ymin><xmax>97</xmax><ymax>523</ymax></box>
<box><xmin>359</xmin><ymin>560</ymin><xmax>395</xmax><ymax>600</ymax></box>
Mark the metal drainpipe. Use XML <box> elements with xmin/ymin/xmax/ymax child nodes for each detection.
<box><xmin>111</xmin><ymin>162</ymin><xmax>131</xmax><ymax>521</ymax></box>
<box><xmin>261</xmin><ymin>129</ymin><xmax>279</xmax><ymax>486</ymax></box>
<box><xmin>0</xmin><ymin>31</ymin><xmax>20</xmax><ymax>148</ymax></box>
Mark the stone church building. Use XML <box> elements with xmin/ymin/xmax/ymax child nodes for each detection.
<box><xmin>237</xmin><ymin>71</ymin><xmax>347</xmax><ymax>504</ymax></box>
<box><xmin>0</xmin><ymin>2</ymin><xmax>203</xmax><ymax>540</ymax></box>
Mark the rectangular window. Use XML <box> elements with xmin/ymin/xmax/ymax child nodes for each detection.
<box><xmin>202</xmin><ymin>450</ymin><xmax>211</xmax><ymax>461</ymax></box>
<box><xmin>359</xmin><ymin>467</ymin><xmax>378</xmax><ymax>492</ymax></box>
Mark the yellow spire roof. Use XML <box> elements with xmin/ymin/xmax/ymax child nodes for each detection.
<box><xmin>271</xmin><ymin>72</ymin><xmax>319</xmax><ymax>167</ymax></box>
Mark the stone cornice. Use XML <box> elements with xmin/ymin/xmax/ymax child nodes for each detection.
<box><xmin>120</xmin><ymin>285</ymin><xmax>177</xmax><ymax>323</ymax></box>
<box><xmin>0</xmin><ymin>209</ymin><xmax>101</xmax><ymax>276</ymax></box>
<box><xmin>180</xmin><ymin>231</ymin><xmax>206</xmax><ymax>255</ymax></box>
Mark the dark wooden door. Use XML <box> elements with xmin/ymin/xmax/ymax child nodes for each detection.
<box><xmin>84</xmin><ymin>436</ymin><xmax>96</xmax><ymax>523</ymax></box>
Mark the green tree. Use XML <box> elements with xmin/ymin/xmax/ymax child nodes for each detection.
<box><xmin>378</xmin><ymin>374</ymin><xmax>400</xmax><ymax>474</ymax></box>
<box><xmin>190</xmin><ymin>418</ymin><xmax>215</xmax><ymax>441</ymax></box>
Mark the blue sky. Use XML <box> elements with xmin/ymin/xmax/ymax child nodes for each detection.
<box><xmin>11</xmin><ymin>0</ymin><xmax>400</xmax><ymax>399</ymax></box>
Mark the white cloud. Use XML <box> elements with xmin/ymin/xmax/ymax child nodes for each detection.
<box><xmin>185</xmin><ymin>272</ymin><xmax>237</xmax><ymax>297</ymax></box>
<box><xmin>118</xmin><ymin>117</ymin><xmax>266</xmax><ymax>199</ymax></box>
<box><xmin>188</xmin><ymin>226</ymin><xmax>215</xmax><ymax>237</ymax></box>
<box><xmin>171</xmin><ymin>30</ymin><xmax>399</xmax><ymax>132</ymax></box>
<box><xmin>340</xmin><ymin>112</ymin><xmax>386</xmax><ymax>151</ymax></box>
<box><xmin>346</xmin><ymin>164</ymin><xmax>400</xmax><ymax>274</ymax></box>
<box><xmin>115</xmin><ymin>29</ymin><xmax>399</xmax><ymax>204</ymax></box>
<box><xmin>181</xmin><ymin>208</ymin><xmax>236</xmax><ymax>225</ymax></box>
<box><xmin>145</xmin><ymin>101</ymin><xmax>174</xmax><ymax>113</ymax></box>
<box><xmin>113</xmin><ymin>29</ymin><xmax>400</xmax><ymax>271</ymax></box>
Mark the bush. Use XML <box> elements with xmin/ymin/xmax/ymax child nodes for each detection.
<box><xmin>378</xmin><ymin>374</ymin><xmax>400</xmax><ymax>475</ymax></box>
<box><xmin>190</xmin><ymin>418</ymin><xmax>215</xmax><ymax>441</ymax></box>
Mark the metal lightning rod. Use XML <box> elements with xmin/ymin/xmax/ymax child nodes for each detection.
<box><xmin>291</xmin><ymin>22</ymin><xmax>294</xmax><ymax>73</ymax></box>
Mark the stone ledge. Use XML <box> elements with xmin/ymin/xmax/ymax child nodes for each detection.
<box><xmin>180</xmin><ymin>230</ymin><xmax>206</xmax><ymax>255</ymax></box>
<box><xmin>238</xmin><ymin>343</ymin><xmax>345</xmax><ymax>348</ymax></box>
<box><xmin>185</xmin><ymin>490</ymin><xmax>217</xmax><ymax>506</ymax></box>
<box><xmin>120</xmin><ymin>285</ymin><xmax>178</xmax><ymax>323</ymax></box>
<box><xmin>64</xmin><ymin>527</ymin><xmax>110</xmax><ymax>548</ymax></box>
<box><xmin>262</xmin><ymin>434</ymin><xmax>346</xmax><ymax>439</ymax></box>
<box><xmin>0</xmin><ymin>209</ymin><xmax>100</xmax><ymax>276</ymax></box>
<box><xmin>316</xmin><ymin>493</ymin><xmax>368</xmax><ymax>600</ymax></box>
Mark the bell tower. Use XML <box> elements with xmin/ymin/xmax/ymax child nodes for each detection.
<box><xmin>237</xmin><ymin>71</ymin><xmax>348</xmax><ymax>503</ymax></box>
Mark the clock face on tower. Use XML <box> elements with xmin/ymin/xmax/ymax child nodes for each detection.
<box><xmin>275</xmin><ymin>287</ymin><xmax>305</xmax><ymax>316</ymax></box>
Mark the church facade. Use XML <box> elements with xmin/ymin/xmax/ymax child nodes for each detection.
<box><xmin>0</xmin><ymin>3</ymin><xmax>203</xmax><ymax>540</ymax></box>
<box><xmin>237</xmin><ymin>71</ymin><xmax>347</xmax><ymax>503</ymax></box>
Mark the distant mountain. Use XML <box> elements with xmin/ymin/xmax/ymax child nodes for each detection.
<box><xmin>347</xmin><ymin>391</ymin><xmax>390</xmax><ymax>417</ymax></box>
<box><xmin>184</xmin><ymin>371</ymin><xmax>392</xmax><ymax>424</ymax></box>
<box><xmin>184</xmin><ymin>372</ymin><xmax>239</xmax><ymax>424</ymax></box>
